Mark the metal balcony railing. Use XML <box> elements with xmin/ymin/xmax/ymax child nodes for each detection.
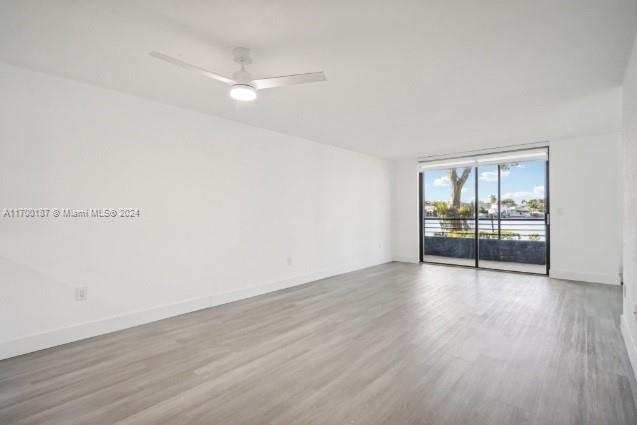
<box><xmin>424</xmin><ymin>217</ymin><xmax>546</xmax><ymax>241</ymax></box>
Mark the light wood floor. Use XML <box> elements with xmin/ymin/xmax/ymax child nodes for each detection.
<box><xmin>1</xmin><ymin>262</ymin><xmax>636</xmax><ymax>425</ymax></box>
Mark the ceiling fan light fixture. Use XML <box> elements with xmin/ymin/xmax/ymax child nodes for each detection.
<box><xmin>230</xmin><ymin>84</ymin><xmax>257</xmax><ymax>101</ymax></box>
<box><xmin>150</xmin><ymin>48</ymin><xmax>326</xmax><ymax>103</ymax></box>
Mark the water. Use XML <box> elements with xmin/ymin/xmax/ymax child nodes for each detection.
<box><xmin>424</xmin><ymin>218</ymin><xmax>546</xmax><ymax>241</ymax></box>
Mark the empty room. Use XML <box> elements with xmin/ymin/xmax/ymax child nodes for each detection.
<box><xmin>1</xmin><ymin>1</ymin><xmax>637</xmax><ymax>424</ymax></box>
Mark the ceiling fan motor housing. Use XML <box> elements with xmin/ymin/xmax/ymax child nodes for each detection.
<box><xmin>233</xmin><ymin>47</ymin><xmax>252</xmax><ymax>65</ymax></box>
<box><xmin>232</xmin><ymin>47</ymin><xmax>254</xmax><ymax>85</ymax></box>
<box><xmin>232</xmin><ymin>68</ymin><xmax>253</xmax><ymax>85</ymax></box>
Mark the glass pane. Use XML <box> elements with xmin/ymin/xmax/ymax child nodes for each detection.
<box><xmin>477</xmin><ymin>164</ymin><xmax>499</xmax><ymax>239</ymax></box>
<box><xmin>423</xmin><ymin>167</ymin><xmax>476</xmax><ymax>267</ymax></box>
<box><xmin>478</xmin><ymin>159</ymin><xmax>546</xmax><ymax>273</ymax></box>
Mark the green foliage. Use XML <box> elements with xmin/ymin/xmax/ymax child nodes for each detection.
<box><xmin>432</xmin><ymin>201</ymin><xmax>448</xmax><ymax>216</ymax></box>
<box><xmin>431</xmin><ymin>201</ymin><xmax>475</xmax><ymax>233</ymax></box>
<box><xmin>434</xmin><ymin>230</ymin><xmax>521</xmax><ymax>240</ymax></box>
<box><xmin>433</xmin><ymin>231</ymin><xmax>473</xmax><ymax>238</ymax></box>
<box><xmin>528</xmin><ymin>232</ymin><xmax>541</xmax><ymax>241</ymax></box>
<box><xmin>456</xmin><ymin>204</ymin><xmax>475</xmax><ymax>218</ymax></box>
<box><xmin>479</xmin><ymin>230</ymin><xmax>521</xmax><ymax>240</ymax></box>
<box><xmin>526</xmin><ymin>199</ymin><xmax>545</xmax><ymax>212</ymax></box>
<box><xmin>501</xmin><ymin>198</ymin><xmax>517</xmax><ymax>207</ymax></box>
<box><xmin>432</xmin><ymin>201</ymin><xmax>475</xmax><ymax>218</ymax></box>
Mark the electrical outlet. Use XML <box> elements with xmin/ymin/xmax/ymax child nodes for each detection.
<box><xmin>75</xmin><ymin>287</ymin><xmax>88</xmax><ymax>301</ymax></box>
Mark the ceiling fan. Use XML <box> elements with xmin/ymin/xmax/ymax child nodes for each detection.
<box><xmin>150</xmin><ymin>47</ymin><xmax>326</xmax><ymax>101</ymax></box>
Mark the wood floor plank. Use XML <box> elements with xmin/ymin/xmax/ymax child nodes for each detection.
<box><xmin>1</xmin><ymin>262</ymin><xmax>636</xmax><ymax>425</ymax></box>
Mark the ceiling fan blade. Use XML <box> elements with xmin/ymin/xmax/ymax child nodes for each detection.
<box><xmin>150</xmin><ymin>51</ymin><xmax>235</xmax><ymax>85</ymax></box>
<box><xmin>251</xmin><ymin>72</ymin><xmax>326</xmax><ymax>90</ymax></box>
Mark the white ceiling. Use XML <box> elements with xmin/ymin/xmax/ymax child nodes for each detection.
<box><xmin>0</xmin><ymin>0</ymin><xmax>636</xmax><ymax>158</ymax></box>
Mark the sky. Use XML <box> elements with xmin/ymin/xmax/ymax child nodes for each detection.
<box><xmin>424</xmin><ymin>159</ymin><xmax>545</xmax><ymax>204</ymax></box>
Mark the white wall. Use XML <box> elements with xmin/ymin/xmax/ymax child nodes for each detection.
<box><xmin>0</xmin><ymin>62</ymin><xmax>392</xmax><ymax>359</ymax></box>
<box><xmin>549</xmin><ymin>133</ymin><xmax>622</xmax><ymax>285</ymax></box>
<box><xmin>391</xmin><ymin>133</ymin><xmax>623</xmax><ymax>285</ymax></box>
<box><xmin>391</xmin><ymin>159</ymin><xmax>419</xmax><ymax>263</ymax></box>
<box><xmin>621</xmin><ymin>35</ymin><xmax>637</xmax><ymax>379</ymax></box>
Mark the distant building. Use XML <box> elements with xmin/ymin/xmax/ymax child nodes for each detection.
<box><xmin>502</xmin><ymin>206</ymin><xmax>531</xmax><ymax>217</ymax></box>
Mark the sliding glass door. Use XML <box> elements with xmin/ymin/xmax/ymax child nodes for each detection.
<box><xmin>422</xmin><ymin>165</ymin><xmax>477</xmax><ymax>267</ymax></box>
<box><xmin>420</xmin><ymin>148</ymin><xmax>549</xmax><ymax>274</ymax></box>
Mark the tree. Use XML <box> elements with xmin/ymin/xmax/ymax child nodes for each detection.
<box><xmin>432</xmin><ymin>201</ymin><xmax>449</xmax><ymax>216</ymax></box>
<box><xmin>526</xmin><ymin>199</ymin><xmax>545</xmax><ymax>213</ymax></box>
<box><xmin>489</xmin><ymin>194</ymin><xmax>497</xmax><ymax>204</ymax></box>
<box><xmin>436</xmin><ymin>162</ymin><xmax>520</xmax><ymax>236</ymax></box>
<box><xmin>448</xmin><ymin>163</ymin><xmax>517</xmax><ymax>210</ymax></box>
<box><xmin>449</xmin><ymin>168</ymin><xmax>472</xmax><ymax>212</ymax></box>
<box><xmin>501</xmin><ymin>198</ymin><xmax>517</xmax><ymax>207</ymax></box>
<box><xmin>440</xmin><ymin>167</ymin><xmax>473</xmax><ymax>232</ymax></box>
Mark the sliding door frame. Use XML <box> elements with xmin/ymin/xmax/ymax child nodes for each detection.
<box><xmin>419</xmin><ymin>171</ymin><xmax>424</xmax><ymax>262</ymax></box>
<box><xmin>545</xmin><ymin>148</ymin><xmax>550</xmax><ymax>274</ymax></box>
<box><xmin>474</xmin><ymin>167</ymin><xmax>479</xmax><ymax>268</ymax></box>
<box><xmin>419</xmin><ymin>147</ymin><xmax>550</xmax><ymax>276</ymax></box>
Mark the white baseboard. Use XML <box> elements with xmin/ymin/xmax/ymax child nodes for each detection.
<box><xmin>0</xmin><ymin>257</ymin><xmax>391</xmax><ymax>360</ymax></box>
<box><xmin>621</xmin><ymin>314</ymin><xmax>637</xmax><ymax>381</ymax></box>
<box><xmin>549</xmin><ymin>269</ymin><xmax>620</xmax><ymax>286</ymax></box>
<box><xmin>392</xmin><ymin>255</ymin><xmax>420</xmax><ymax>264</ymax></box>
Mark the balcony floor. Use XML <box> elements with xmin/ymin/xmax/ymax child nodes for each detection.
<box><xmin>423</xmin><ymin>255</ymin><xmax>547</xmax><ymax>274</ymax></box>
